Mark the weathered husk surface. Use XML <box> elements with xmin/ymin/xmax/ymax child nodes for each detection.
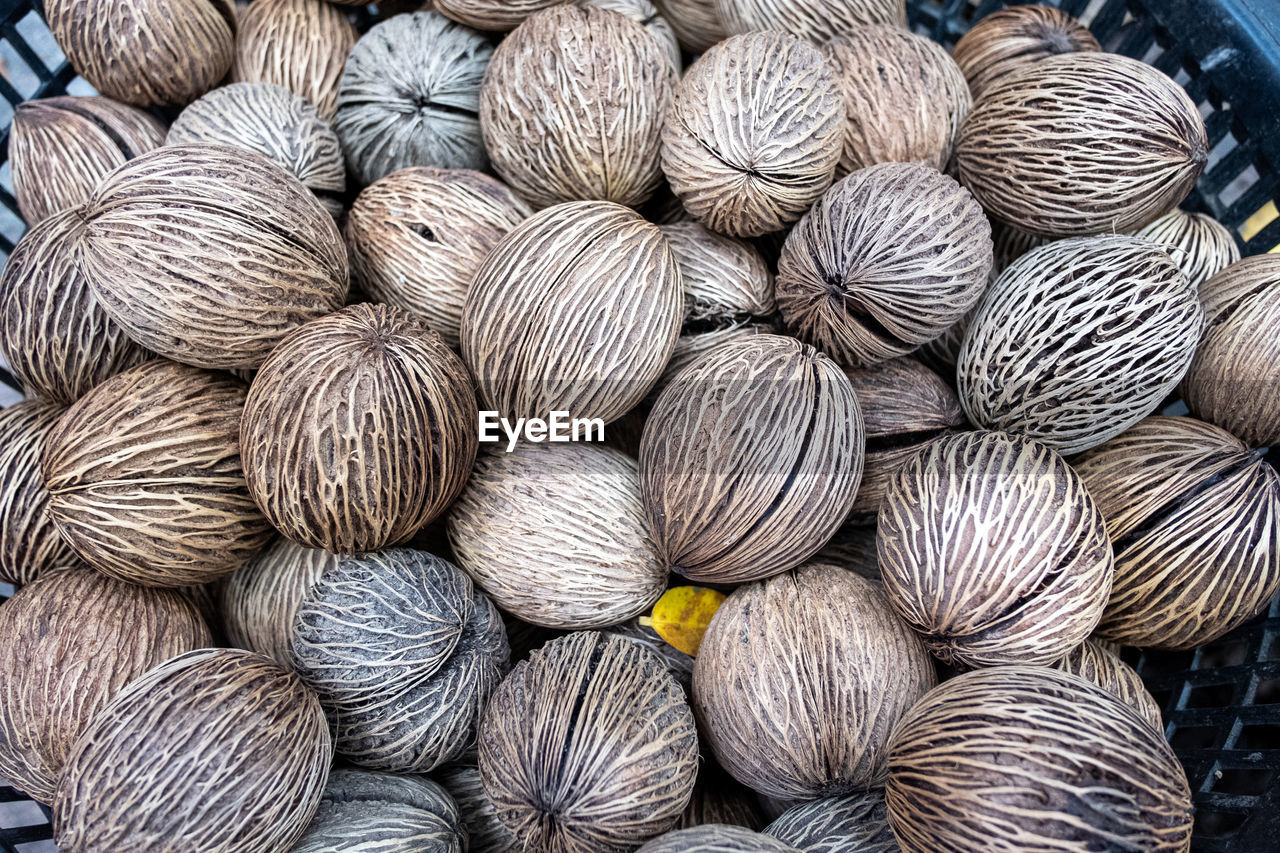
<box><xmin>232</xmin><ymin>0</ymin><xmax>357</xmax><ymax>120</ymax></box>
<box><xmin>291</xmin><ymin>769</ymin><xmax>465</xmax><ymax>852</ymax></box>
<box><xmin>242</xmin><ymin>304</ymin><xmax>478</xmax><ymax>554</ymax></box>
<box><xmin>1131</xmin><ymin>208</ymin><xmax>1241</xmax><ymax>292</ymax></box>
<box><xmin>479</xmin><ymin>630</ymin><xmax>699</xmax><ymax>852</ymax></box>
<box><xmin>714</xmin><ymin>0</ymin><xmax>905</xmax><ymax>42</ymax></box>
<box><xmin>640</xmin><ymin>334</ymin><xmax>864</xmax><ymax>584</ymax></box>
<box><xmin>609</xmin><ymin>617</ymin><xmax>696</xmax><ymax>696</ymax></box>
<box><xmin>675</xmin><ymin>759</ymin><xmax>766</xmax><ymax>831</ymax></box>
<box><xmin>639</xmin><ymin>825</ymin><xmax>800</xmax><ymax>852</ymax></box>
<box><xmin>885</xmin><ymin>667</ymin><xmax>1193</xmax><ymax>853</ymax></box>
<box><xmin>582</xmin><ymin>0</ymin><xmax>681</xmax><ymax>70</ymax></box>
<box><xmin>435</xmin><ymin>763</ymin><xmax>517</xmax><ymax>852</ymax></box>
<box><xmin>958</xmin><ymin>236</ymin><xmax>1203</xmax><ymax>454</ymax></box>
<box><xmin>222</xmin><ymin>537</ymin><xmax>334</xmax><ymax>668</ymax></box>
<box><xmin>694</xmin><ymin>564</ymin><xmax>937</xmax><ymax>801</ymax></box>
<box><xmin>952</xmin><ymin>5</ymin><xmax>1101</xmax><ymax>99</ymax></box>
<box><xmin>1073</xmin><ymin>415</ymin><xmax>1280</xmax><ymax>650</ymax></box>
<box><xmin>764</xmin><ymin>791</ymin><xmax>898</xmax><ymax>853</ymax></box>
<box><xmin>435</xmin><ymin>0</ymin><xmax>562</xmax><ymax>30</ymax></box>
<box><xmin>41</xmin><ymin>360</ymin><xmax>273</xmax><ymax>587</ymax></box>
<box><xmin>0</xmin><ymin>400</ymin><xmax>75</xmax><ymax>586</ymax></box>
<box><xmin>1050</xmin><ymin>640</ymin><xmax>1163</xmax><ymax>731</ymax></box>
<box><xmin>655</xmin><ymin>0</ymin><xmax>725</xmax><ymax>53</ymax></box>
<box><xmin>878</xmin><ymin>430</ymin><xmax>1114</xmax><ymax>668</ymax></box>
<box><xmin>53</xmin><ymin>648</ymin><xmax>333</xmax><ymax>853</ymax></box>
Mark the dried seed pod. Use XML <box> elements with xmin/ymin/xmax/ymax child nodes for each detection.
<box><xmin>581</xmin><ymin>0</ymin><xmax>681</xmax><ymax>71</ymax></box>
<box><xmin>479</xmin><ymin>631</ymin><xmax>699</xmax><ymax>852</ymax></box>
<box><xmin>885</xmin><ymin>667</ymin><xmax>1193</xmax><ymax>853</ymax></box>
<box><xmin>1049</xmin><ymin>640</ymin><xmax>1162</xmax><ymax>731</ymax></box>
<box><xmin>777</xmin><ymin>163</ymin><xmax>992</xmax><ymax>368</ymax></box>
<box><xmin>877</xmin><ymin>431</ymin><xmax>1113</xmax><ymax>668</ymax></box>
<box><xmin>676</xmin><ymin>759</ymin><xmax>766</xmax><ymax>831</ymax></box>
<box><xmin>221</xmin><ymin>538</ymin><xmax>334</xmax><ymax>668</ymax></box>
<box><xmin>436</xmin><ymin>764</ymin><xmax>517</xmax><ymax>853</ymax></box>
<box><xmin>232</xmin><ymin>0</ymin><xmax>358</xmax><ymax>120</ymax></box>
<box><xmin>53</xmin><ymin>648</ymin><xmax>332</xmax><ymax>853</ymax></box>
<box><xmin>435</xmin><ymin>0</ymin><xmax>562</xmax><ymax>30</ymax></box>
<box><xmin>641</xmin><ymin>334</ymin><xmax>863</xmax><ymax>584</ymax></box>
<box><xmin>1131</xmin><ymin>208</ymin><xmax>1241</xmax><ymax>292</ymax></box>
<box><xmin>639</xmin><ymin>825</ymin><xmax>799</xmax><ymax>852</ymax></box>
<box><xmin>337</xmin><ymin>12</ymin><xmax>492</xmax><ymax>186</ymax></box>
<box><xmin>345</xmin><ymin>167</ymin><xmax>532</xmax><ymax>348</ymax></box>
<box><xmin>654</xmin><ymin>0</ymin><xmax>725</xmax><ymax>53</ymax></box>
<box><xmin>695</xmin><ymin>564</ymin><xmax>936</xmax><ymax>800</ymax></box>
<box><xmin>1180</xmin><ymin>254</ymin><xmax>1280</xmax><ymax>447</ymax></box>
<box><xmin>714</xmin><ymin>0</ymin><xmax>905</xmax><ymax>42</ymax></box>
<box><xmin>167</xmin><ymin>82</ymin><xmax>345</xmax><ymax>218</ymax></box>
<box><xmin>41</xmin><ymin>360</ymin><xmax>272</xmax><ymax>588</ymax></box>
<box><xmin>1073</xmin><ymin>415</ymin><xmax>1280</xmax><ymax>650</ymax></box>
<box><xmin>662</xmin><ymin>32</ymin><xmax>842</xmax><ymax>237</ymax></box>
<box><xmin>9</xmin><ymin>96</ymin><xmax>165</xmax><ymax>225</ymax></box>
<box><xmin>608</xmin><ymin>617</ymin><xmax>696</xmax><ymax>695</ymax></box>
<box><xmin>952</xmin><ymin>5</ymin><xmax>1101</xmax><ymax>99</ymax></box>
<box><xmin>958</xmin><ymin>236</ymin><xmax>1203</xmax><ymax>454</ymax></box>
<box><xmin>954</xmin><ymin>53</ymin><xmax>1208</xmax><ymax>237</ymax></box>
<box><xmin>461</xmin><ymin>201</ymin><xmax>682</xmax><ymax>424</ymax></box>
<box><xmin>0</xmin><ymin>566</ymin><xmax>211</xmax><ymax>804</ymax></box>
<box><xmin>764</xmin><ymin>791</ymin><xmax>897</xmax><ymax>853</ymax></box>
<box><xmin>242</xmin><ymin>304</ymin><xmax>478</xmax><ymax>554</ymax></box>
<box><xmin>293</xmin><ymin>769</ymin><xmax>465</xmax><ymax>852</ymax></box>
<box><xmin>1</xmin><ymin>402</ymin><xmax>77</xmax><ymax>587</ymax></box>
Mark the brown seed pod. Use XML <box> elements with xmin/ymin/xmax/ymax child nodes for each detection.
<box><xmin>764</xmin><ymin>791</ymin><xmax>897</xmax><ymax>853</ymax></box>
<box><xmin>1049</xmin><ymin>640</ymin><xmax>1162</xmax><ymax>731</ymax></box>
<box><xmin>293</xmin><ymin>769</ymin><xmax>466</xmax><ymax>852</ymax></box>
<box><xmin>1073</xmin><ymin>415</ymin><xmax>1280</xmax><ymax>650</ymax></box>
<box><xmin>641</xmin><ymin>334</ymin><xmax>864</xmax><ymax>584</ymax></box>
<box><xmin>0</xmin><ymin>401</ymin><xmax>75</xmax><ymax>586</ymax></box>
<box><xmin>1131</xmin><ymin>208</ymin><xmax>1241</xmax><ymax>292</ymax></box>
<box><xmin>675</xmin><ymin>759</ymin><xmax>766</xmax><ymax>831</ymax></box>
<box><xmin>0</xmin><ymin>566</ymin><xmax>211</xmax><ymax>804</ymax></box>
<box><xmin>581</xmin><ymin>0</ymin><xmax>682</xmax><ymax>71</ymax></box>
<box><xmin>435</xmin><ymin>0</ymin><xmax>562</xmax><ymax>30</ymax></box>
<box><xmin>695</xmin><ymin>564</ymin><xmax>937</xmax><ymax>800</ymax></box>
<box><xmin>8</xmin><ymin>96</ymin><xmax>165</xmax><ymax>225</ymax></box>
<box><xmin>221</xmin><ymin>538</ymin><xmax>334</xmax><ymax>668</ymax></box>
<box><xmin>53</xmin><ymin>648</ymin><xmax>333</xmax><ymax>853</ymax></box>
<box><xmin>1180</xmin><ymin>254</ymin><xmax>1280</xmax><ymax>447</ymax></box>
<box><xmin>639</xmin><ymin>825</ymin><xmax>800</xmax><ymax>852</ymax></box>
<box><xmin>345</xmin><ymin>167</ymin><xmax>532</xmax><ymax>348</ymax></box>
<box><xmin>877</xmin><ymin>431</ymin><xmax>1113</xmax><ymax>668</ymax></box>
<box><xmin>436</xmin><ymin>763</ymin><xmax>518</xmax><ymax>853</ymax></box>
<box><xmin>41</xmin><ymin>360</ymin><xmax>272</xmax><ymax>588</ymax></box>
<box><xmin>714</xmin><ymin>0</ymin><xmax>905</xmax><ymax>42</ymax></box>
<box><xmin>954</xmin><ymin>53</ymin><xmax>1208</xmax><ymax>238</ymax></box>
<box><xmin>242</xmin><ymin>304</ymin><xmax>478</xmax><ymax>554</ymax></box>
<box><xmin>952</xmin><ymin>5</ymin><xmax>1101</xmax><ymax>99</ymax></box>
<box><xmin>654</xmin><ymin>0</ymin><xmax>725</xmax><ymax>53</ymax></box>
<box><xmin>231</xmin><ymin>0</ymin><xmax>357</xmax><ymax>120</ymax></box>
<box><xmin>777</xmin><ymin>163</ymin><xmax>992</xmax><ymax>368</ymax></box>
<box><xmin>958</xmin><ymin>236</ymin><xmax>1203</xmax><ymax>454</ymax></box>
<box><xmin>885</xmin><ymin>667</ymin><xmax>1193</xmax><ymax>853</ymax></box>
<box><xmin>479</xmin><ymin>630</ymin><xmax>699</xmax><ymax>852</ymax></box>
<box><xmin>662</xmin><ymin>32</ymin><xmax>842</xmax><ymax>237</ymax></box>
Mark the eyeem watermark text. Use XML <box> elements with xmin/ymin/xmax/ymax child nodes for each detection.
<box><xmin>479</xmin><ymin>411</ymin><xmax>605</xmax><ymax>452</ymax></box>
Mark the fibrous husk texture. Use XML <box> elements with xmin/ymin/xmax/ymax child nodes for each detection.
<box><xmin>608</xmin><ymin>617</ymin><xmax>696</xmax><ymax>696</ymax></box>
<box><xmin>581</xmin><ymin>0</ymin><xmax>682</xmax><ymax>70</ymax></box>
<box><xmin>764</xmin><ymin>791</ymin><xmax>898</xmax><ymax>853</ymax></box>
<box><xmin>222</xmin><ymin>537</ymin><xmax>334</xmax><ymax>668</ymax></box>
<box><xmin>436</xmin><ymin>763</ymin><xmax>517</xmax><ymax>852</ymax></box>
<box><xmin>1131</xmin><ymin>208</ymin><xmax>1241</xmax><ymax>292</ymax></box>
<box><xmin>0</xmin><ymin>400</ymin><xmax>76</xmax><ymax>586</ymax></box>
<box><xmin>714</xmin><ymin>0</ymin><xmax>905</xmax><ymax>43</ymax></box>
<box><xmin>654</xmin><ymin>0</ymin><xmax>725</xmax><ymax>53</ymax></box>
<box><xmin>1049</xmin><ymin>640</ymin><xmax>1163</xmax><ymax>731</ymax></box>
<box><xmin>292</xmin><ymin>769</ymin><xmax>465</xmax><ymax>852</ymax></box>
<box><xmin>638</xmin><ymin>825</ymin><xmax>800</xmax><ymax>852</ymax></box>
<box><xmin>952</xmin><ymin>5</ymin><xmax>1101</xmax><ymax>99</ymax></box>
<box><xmin>232</xmin><ymin>0</ymin><xmax>357</xmax><ymax>120</ymax></box>
<box><xmin>435</xmin><ymin>0</ymin><xmax>562</xmax><ymax>30</ymax></box>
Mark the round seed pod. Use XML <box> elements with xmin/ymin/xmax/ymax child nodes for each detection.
<box><xmin>461</xmin><ymin>201</ymin><xmax>682</xmax><ymax>425</ymax></box>
<box><xmin>1180</xmin><ymin>254</ymin><xmax>1280</xmax><ymax>447</ymax></box>
<box><xmin>877</xmin><ymin>431</ymin><xmax>1114</xmax><ymax>668</ymax></box>
<box><xmin>654</xmin><ymin>0</ymin><xmax>725</xmax><ymax>53</ymax></box>
<box><xmin>676</xmin><ymin>760</ymin><xmax>765</xmax><ymax>831</ymax></box>
<box><xmin>581</xmin><ymin>0</ymin><xmax>681</xmax><ymax>71</ymax></box>
<box><xmin>641</xmin><ymin>334</ymin><xmax>863</xmax><ymax>583</ymax></box>
<box><xmin>1131</xmin><ymin>208</ymin><xmax>1241</xmax><ymax>292</ymax></box>
<box><xmin>885</xmin><ymin>667</ymin><xmax>1193</xmax><ymax>853</ymax></box>
<box><xmin>1049</xmin><ymin>640</ymin><xmax>1162</xmax><ymax>731</ymax></box>
<box><xmin>242</xmin><ymin>304</ymin><xmax>478</xmax><ymax>554</ymax></box>
<box><xmin>41</xmin><ymin>360</ymin><xmax>273</xmax><ymax>587</ymax></box>
<box><xmin>0</xmin><ymin>401</ymin><xmax>75</xmax><ymax>586</ymax></box>
<box><xmin>53</xmin><ymin>648</ymin><xmax>332</xmax><ymax>853</ymax></box>
<box><xmin>777</xmin><ymin>163</ymin><xmax>992</xmax><ymax>368</ymax></box>
<box><xmin>954</xmin><ymin>53</ymin><xmax>1208</xmax><ymax>238</ymax></box>
<box><xmin>9</xmin><ymin>96</ymin><xmax>165</xmax><ymax>225</ymax></box>
<box><xmin>293</xmin><ymin>769</ymin><xmax>465</xmax><ymax>852</ymax></box>
<box><xmin>638</xmin><ymin>825</ymin><xmax>799</xmax><ymax>852</ymax></box>
<box><xmin>1073</xmin><ymin>415</ymin><xmax>1280</xmax><ymax>650</ymax></box>
<box><xmin>714</xmin><ymin>0</ymin><xmax>905</xmax><ymax>42</ymax></box>
<box><xmin>221</xmin><ymin>538</ymin><xmax>334</xmax><ymax>668</ymax></box>
<box><xmin>952</xmin><ymin>5</ymin><xmax>1101</xmax><ymax>99</ymax></box>
<box><xmin>764</xmin><ymin>791</ymin><xmax>897</xmax><ymax>853</ymax></box>
<box><xmin>958</xmin><ymin>236</ymin><xmax>1203</xmax><ymax>454</ymax></box>
<box><xmin>662</xmin><ymin>32</ymin><xmax>842</xmax><ymax>237</ymax></box>
<box><xmin>436</xmin><ymin>764</ymin><xmax>517</xmax><ymax>853</ymax></box>
<box><xmin>231</xmin><ymin>0</ymin><xmax>358</xmax><ymax>120</ymax></box>
<box><xmin>479</xmin><ymin>630</ymin><xmax>699</xmax><ymax>852</ymax></box>
<box><xmin>434</xmin><ymin>0</ymin><xmax>562</xmax><ymax>30</ymax></box>
<box><xmin>345</xmin><ymin>167</ymin><xmax>532</xmax><ymax>348</ymax></box>
<box><xmin>0</xmin><ymin>566</ymin><xmax>211</xmax><ymax>804</ymax></box>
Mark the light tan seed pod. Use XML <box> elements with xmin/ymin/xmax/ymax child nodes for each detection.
<box><xmin>580</xmin><ymin>0</ymin><xmax>681</xmax><ymax>71</ymax></box>
<box><xmin>952</xmin><ymin>5</ymin><xmax>1101</xmax><ymax>99</ymax></box>
<box><xmin>9</xmin><ymin>96</ymin><xmax>165</xmax><ymax>225</ymax></box>
<box><xmin>232</xmin><ymin>0</ymin><xmax>357</xmax><ymax>120</ymax></box>
<box><xmin>885</xmin><ymin>667</ymin><xmax>1193</xmax><ymax>853</ymax></box>
<box><xmin>958</xmin><ymin>236</ymin><xmax>1203</xmax><ymax>454</ymax></box>
<box><xmin>436</xmin><ymin>764</ymin><xmax>517</xmax><ymax>853</ymax></box>
<box><xmin>0</xmin><ymin>401</ymin><xmax>75</xmax><ymax>586</ymax></box>
<box><xmin>714</xmin><ymin>0</ymin><xmax>905</xmax><ymax>42</ymax></box>
<box><xmin>221</xmin><ymin>538</ymin><xmax>334</xmax><ymax>668</ymax></box>
<box><xmin>53</xmin><ymin>649</ymin><xmax>333</xmax><ymax>853</ymax></box>
<box><xmin>662</xmin><ymin>32</ymin><xmax>842</xmax><ymax>237</ymax></box>
<box><xmin>1073</xmin><ymin>415</ymin><xmax>1280</xmax><ymax>650</ymax></box>
<box><xmin>654</xmin><ymin>0</ymin><xmax>725</xmax><ymax>53</ymax></box>
<box><xmin>764</xmin><ymin>791</ymin><xmax>897</xmax><ymax>853</ymax></box>
<box><xmin>954</xmin><ymin>53</ymin><xmax>1207</xmax><ymax>238</ymax></box>
<box><xmin>293</xmin><ymin>769</ymin><xmax>466</xmax><ymax>852</ymax></box>
<box><xmin>1049</xmin><ymin>640</ymin><xmax>1162</xmax><ymax>731</ymax></box>
<box><xmin>777</xmin><ymin>163</ymin><xmax>992</xmax><ymax>367</ymax></box>
<box><xmin>345</xmin><ymin>167</ymin><xmax>533</xmax><ymax>348</ymax></box>
<box><xmin>435</xmin><ymin>0</ymin><xmax>562</xmax><ymax>30</ymax></box>
<box><xmin>695</xmin><ymin>564</ymin><xmax>937</xmax><ymax>800</ymax></box>
<box><xmin>1131</xmin><ymin>208</ymin><xmax>1241</xmax><ymax>292</ymax></box>
<box><xmin>639</xmin><ymin>825</ymin><xmax>799</xmax><ymax>852</ymax></box>
<box><xmin>0</xmin><ymin>566</ymin><xmax>211</xmax><ymax>804</ymax></box>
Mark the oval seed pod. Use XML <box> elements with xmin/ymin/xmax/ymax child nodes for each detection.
<box><xmin>580</xmin><ymin>0</ymin><xmax>681</xmax><ymax>74</ymax></box>
<box><xmin>436</xmin><ymin>764</ymin><xmax>517</xmax><ymax>853</ymax></box>
<box><xmin>639</xmin><ymin>825</ymin><xmax>799</xmax><ymax>852</ymax></box>
<box><xmin>1131</xmin><ymin>208</ymin><xmax>1241</xmax><ymax>291</ymax></box>
<box><xmin>952</xmin><ymin>5</ymin><xmax>1101</xmax><ymax>99</ymax></box>
<box><xmin>435</xmin><ymin>0</ymin><xmax>563</xmax><ymax>30</ymax></box>
<box><xmin>1049</xmin><ymin>640</ymin><xmax>1162</xmax><ymax>731</ymax></box>
<box><xmin>764</xmin><ymin>791</ymin><xmax>898</xmax><ymax>853</ymax></box>
<box><xmin>221</xmin><ymin>538</ymin><xmax>334</xmax><ymax>668</ymax></box>
<box><xmin>714</xmin><ymin>0</ymin><xmax>905</xmax><ymax>42</ymax></box>
<box><xmin>292</xmin><ymin>770</ymin><xmax>465</xmax><ymax>852</ymax></box>
<box><xmin>654</xmin><ymin>0</ymin><xmax>725</xmax><ymax>53</ymax></box>
<box><xmin>0</xmin><ymin>401</ymin><xmax>75</xmax><ymax>586</ymax></box>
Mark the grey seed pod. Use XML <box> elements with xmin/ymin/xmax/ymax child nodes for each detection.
<box><xmin>714</xmin><ymin>0</ymin><xmax>905</xmax><ymax>42</ymax></box>
<box><xmin>222</xmin><ymin>538</ymin><xmax>334</xmax><ymax>668</ymax></box>
<box><xmin>952</xmin><ymin>5</ymin><xmax>1101</xmax><ymax>99</ymax></box>
<box><xmin>1049</xmin><ymin>640</ymin><xmax>1162</xmax><ymax>731</ymax></box>
<box><xmin>764</xmin><ymin>791</ymin><xmax>898</xmax><ymax>853</ymax></box>
<box><xmin>580</xmin><ymin>0</ymin><xmax>682</xmax><ymax>72</ymax></box>
<box><xmin>813</xmin><ymin>524</ymin><xmax>880</xmax><ymax>585</ymax></box>
<box><xmin>654</xmin><ymin>0</ymin><xmax>725</xmax><ymax>53</ymax></box>
<box><xmin>434</xmin><ymin>0</ymin><xmax>562</xmax><ymax>30</ymax></box>
<box><xmin>292</xmin><ymin>769</ymin><xmax>466</xmax><ymax>852</ymax></box>
<box><xmin>639</xmin><ymin>825</ymin><xmax>800</xmax><ymax>852</ymax></box>
<box><xmin>1130</xmin><ymin>208</ymin><xmax>1241</xmax><ymax>292</ymax></box>
<box><xmin>435</xmin><ymin>763</ymin><xmax>517</xmax><ymax>853</ymax></box>
<box><xmin>0</xmin><ymin>400</ymin><xmax>75</xmax><ymax>586</ymax></box>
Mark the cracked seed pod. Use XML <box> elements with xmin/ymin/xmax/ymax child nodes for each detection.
<box><xmin>885</xmin><ymin>667</ymin><xmax>1193</xmax><ymax>853</ymax></box>
<box><xmin>581</xmin><ymin>0</ymin><xmax>681</xmax><ymax>71</ymax></box>
<box><xmin>1073</xmin><ymin>415</ymin><xmax>1280</xmax><ymax>650</ymax></box>
<box><xmin>877</xmin><ymin>431</ymin><xmax>1113</xmax><ymax>668</ymax></box>
<box><xmin>777</xmin><ymin>163</ymin><xmax>993</xmax><ymax>368</ymax></box>
<box><xmin>0</xmin><ymin>566</ymin><xmax>211</xmax><ymax>804</ymax></box>
<box><xmin>0</xmin><ymin>402</ymin><xmax>74</xmax><ymax>587</ymax></box>
<box><xmin>232</xmin><ymin>0</ymin><xmax>357</xmax><ymax>120</ymax></box>
<box><xmin>714</xmin><ymin>0</ymin><xmax>904</xmax><ymax>42</ymax></box>
<box><xmin>695</xmin><ymin>564</ymin><xmax>936</xmax><ymax>801</ymax></box>
<box><xmin>435</xmin><ymin>0</ymin><xmax>562</xmax><ymax>30</ymax></box>
<box><xmin>53</xmin><ymin>648</ymin><xmax>332</xmax><ymax>853</ymax></box>
<box><xmin>436</xmin><ymin>764</ymin><xmax>517</xmax><ymax>853</ymax></box>
<box><xmin>662</xmin><ymin>32</ymin><xmax>842</xmax><ymax>237</ymax></box>
<box><xmin>479</xmin><ymin>631</ymin><xmax>699</xmax><ymax>853</ymax></box>
<box><xmin>1180</xmin><ymin>254</ymin><xmax>1280</xmax><ymax>447</ymax></box>
<box><xmin>1049</xmin><ymin>640</ymin><xmax>1162</xmax><ymax>731</ymax></box>
<box><xmin>654</xmin><ymin>0</ymin><xmax>725</xmax><ymax>53</ymax></box>
<box><xmin>9</xmin><ymin>96</ymin><xmax>165</xmax><ymax>225</ymax></box>
<box><xmin>345</xmin><ymin>167</ymin><xmax>532</xmax><ymax>348</ymax></box>
<box><xmin>293</xmin><ymin>769</ymin><xmax>465</xmax><ymax>852</ymax></box>
<box><xmin>461</xmin><ymin>201</ymin><xmax>682</xmax><ymax>424</ymax></box>
<box><xmin>676</xmin><ymin>759</ymin><xmax>765</xmax><ymax>831</ymax></box>
<box><xmin>764</xmin><ymin>791</ymin><xmax>897</xmax><ymax>853</ymax></box>
<box><xmin>222</xmin><ymin>538</ymin><xmax>334</xmax><ymax>668</ymax></box>
<box><xmin>952</xmin><ymin>5</ymin><xmax>1101</xmax><ymax>99</ymax></box>
<box><xmin>1131</xmin><ymin>208</ymin><xmax>1241</xmax><ymax>292</ymax></box>
<box><xmin>640</xmin><ymin>334</ymin><xmax>864</xmax><ymax>584</ymax></box>
<box><xmin>958</xmin><ymin>236</ymin><xmax>1203</xmax><ymax>454</ymax></box>
<box><xmin>639</xmin><ymin>825</ymin><xmax>799</xmax><ymax>852</ymax></box>
<box><xmin>954</xmin><ymin>53</ymin><xmax>1208</xmax><ymax>237</ymax></box>
<box><xmin>41</xmin><ymin>360</ymin><xmax>273</xmax><ymax>587</ymax></box>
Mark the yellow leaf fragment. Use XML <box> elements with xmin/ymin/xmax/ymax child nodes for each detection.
<box><xmin>642</xmin><ymin>586</ymin><xmax>726</xmax><ymax>657</ymax></box>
